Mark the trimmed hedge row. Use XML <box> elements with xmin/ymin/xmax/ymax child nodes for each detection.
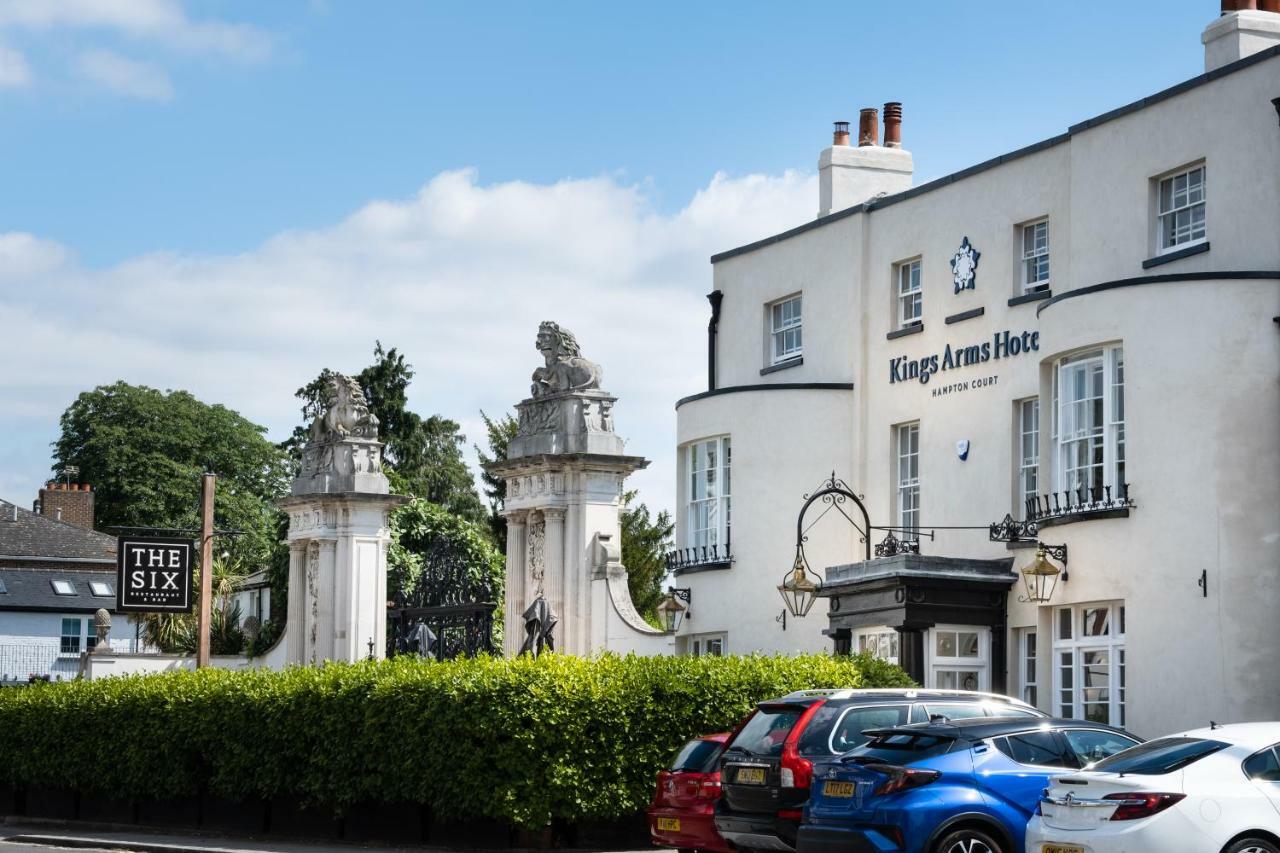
<box><xmin>0</xmin><ymin>653</ymin><xmax>913</xmax><ymax>827</ymax></box>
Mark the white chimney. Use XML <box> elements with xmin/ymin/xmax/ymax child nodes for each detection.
<box><xmin>818</xmin><ymin>105</ymin><xmax>913</xmax><ymax>218</ymax></box>
<box><xmin>1203</xmin><ymin>2</ymin><xmax>1280</xmax><ymax>72</ymax></box>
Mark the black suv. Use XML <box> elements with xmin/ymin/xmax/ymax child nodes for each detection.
<box><xmin>714</xmin><ymin>688</ymin><xmax>1045</xmax><ymax>852</ymax></box>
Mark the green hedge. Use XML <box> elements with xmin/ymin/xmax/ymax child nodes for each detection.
<box><xmin>0</xmin><ymin>653</ymin><xmax>913</xmax><ymax>827</ymax></box>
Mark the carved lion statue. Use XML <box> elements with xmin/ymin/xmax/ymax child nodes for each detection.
<box><xmin>531</xmin><ymin>321</ymin><xmax>602</xmax><ymax>398</ymax></box>
<box><xmin>311</xmin><ymin>372</ymin><xmax>379</xmax><ymax>441</ymax></box>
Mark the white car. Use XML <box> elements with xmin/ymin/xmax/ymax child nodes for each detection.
<box><xmin>1026</xmin><ymin>722</ymin><xmax>1280</xmax><ymax>853</ymax></box>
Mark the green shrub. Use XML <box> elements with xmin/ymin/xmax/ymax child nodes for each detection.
<box><xmin>0</xmin><ymin>653</ymin><xmax>913</xmax><ymax>827</ymax></box>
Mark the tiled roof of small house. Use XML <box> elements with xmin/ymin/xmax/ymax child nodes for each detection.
<box><xmin>0</xmin><ymin>499</ymin><xmax>116</xmax><ymax>563</ymax></box>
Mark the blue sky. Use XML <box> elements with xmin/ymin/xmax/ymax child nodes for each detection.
<box><xmin>0</xmin><ymin>0</ymin><xmax>1223</xmax><ymax>517</ymax></box>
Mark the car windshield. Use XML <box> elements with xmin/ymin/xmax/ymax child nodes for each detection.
<box><xmin>729</xmin><ymin>706</ymin><xmax>804</xmax><ymax>757</ymax></box>
<box><xmin>671</xmin><ymin>739</ymin><xmax>722</xmax><ymax>773</ymax></box>
<box><xmin>1091</xmin><ymin>737</ymin><xmax>1229</xmax><ymax>775</ymax></box>
<box><xmin>846</xmin><ymin>732</ymin><xmax>957</xmax><ymax>764</ymax></box>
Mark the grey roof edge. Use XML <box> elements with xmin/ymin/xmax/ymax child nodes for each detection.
<box><xmin>821</xmin><ymin>553</ymin><xmax>1018</xmax><ymax>589</ymax></box>
<box><xmin>710</xmin><ymin>45</ymin><xmax>1280</xmax><ymax>266</ymax></box>
<box><xmin>0</xmin><ymin>555</ymin><xmax>115</xmax><ymax>565</ymax></box>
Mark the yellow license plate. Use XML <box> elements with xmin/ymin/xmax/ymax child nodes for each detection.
<box><xmin>824</xmin><ymin>781</ymin><xmax>855</xmax><ymax>797</ymax></box>
<box><xmin>1043</xmin><ymin>846</ymin><xmax>1084</xmax><ymax>853</ymax></box>
<box><xmin>736</xmin><ymin>766</ymin><xmax>767</xmax><ymax>784</ymax></box>
<box><xmin>656</xmin><ymin>817</ymin><xmax>681</xmax><ymax>832</ymax></box>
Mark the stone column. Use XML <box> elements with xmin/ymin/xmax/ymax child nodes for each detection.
<box><xmin>543</xmin><ymin>507</ymin><xmax>566</xmax><ymax>650</ymax></box>
<box><xmin>286</xmin><ymin>540</ymin><xmax>307</xmax><ymax>665</ymax></box>
<box><xmin>504</xmin><ymin>511</ymin><xmax>528</xmax><ymax>657</ymax></box>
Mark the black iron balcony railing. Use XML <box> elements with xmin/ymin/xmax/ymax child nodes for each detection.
<box><xmin>665</xmin><ymin>543</ymin><xmax>733</xmax><ymax>573</ymax></box>
<box><xmin>991</xmin><ymin>483</ymin><xmax>1136</xmax><ymax>543</ymax></box>
<box><xmin>1027</xmin><ymin>483</ymin><xmax>1135</xmax><ymax>523</ymax></box>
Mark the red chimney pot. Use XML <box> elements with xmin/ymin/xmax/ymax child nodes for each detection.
<box><xmin>858</xmin><ymin>108</ymin><xmax>879</xmax><ymax>147</ymax></box>
<box><xmin>883</xmin><ymin>102</ymin><xmax>903</xmax><ymax>148</ymax></box>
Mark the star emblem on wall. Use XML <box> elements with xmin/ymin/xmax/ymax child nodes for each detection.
<box><xmin>950</xmin><ymin>236</ymin><xmax>981</xmax><ymax>294</ymax></box>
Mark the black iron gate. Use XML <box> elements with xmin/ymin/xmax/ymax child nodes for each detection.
<box><xmin>386</xmin><ymin>540</ymin><xmax>497</xmax><ymax>661</ymax></box>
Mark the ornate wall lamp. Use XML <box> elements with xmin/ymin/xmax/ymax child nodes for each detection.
<box><xmin>1018</xmin><ymin>543</ymin><xmax>1068</xmax><ymax>604</ymax></box>
<box><xmin>781</xmin><ymin>473</ymin><xmax>873</xmax><ymax>619</ymax></box>
<box><xmin>658</xmin><ymin>586</ymin><xmax>691</xmax><ymax>633</ymax></box>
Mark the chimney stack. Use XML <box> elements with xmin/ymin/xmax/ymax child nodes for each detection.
<box><xmin>38</xmin><ymin>482</ymin><xmax>95</xmax><ymax>530</ymax></box>
<box><xmin>1204</xmin><ymin>0</ymin><xmax>1280</xmax><ymax>71</ymax></box>
<box><xmin>883</xmin><ymin>102</ymin><xmax>903</xmax><ymax>148</ymax></box>
<box><xmin>858</xmin><ymin>107</ymin><xmax>879</xmax><ymax>146</ymax></box>
<box><xmin>818</xmin><ymin>104</ymin><xmax>913</xmax><ymax>217</ymax></box>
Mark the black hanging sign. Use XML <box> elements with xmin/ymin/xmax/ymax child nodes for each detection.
<box><xmin>115</xmin><ymin>536</ymin><xmax>195</xmax><ymax>613</ymax></box>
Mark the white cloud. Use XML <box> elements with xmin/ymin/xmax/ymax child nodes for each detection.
<box><xmin>0</xmin><ymin>41</ymin><xmax>28</xmax><ymax>85</ymax></box>
<box><xmin>0</xmin><ymin>169</ymin><xmax>816</xmax><ymax>519</ymax></box>
<box><xmin>0</xmin><ymin>0</ymin><xmax>271</xmax><ymax>61</ymax></box>
<box><xmin>74</xmin><ymin>48</ymin><xmax>171</xmax><ymax>99</ymax></box>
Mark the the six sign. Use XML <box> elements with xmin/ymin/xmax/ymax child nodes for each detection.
<box><xmin>115</xmin><ymin>536</ymin><xmax>195</xmax><ymax>613</ymax></box>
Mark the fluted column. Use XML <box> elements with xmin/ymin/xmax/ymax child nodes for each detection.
<box><xmin>286</xmin><ymin>541</ymin><xmax>307</xmax><ymax>664</ymax></box>
<box><xmin>543</xmin><ymin>507</ymin><xmax>567</xmax><ymax>652</ymax></box>
<box><xmin>504</xmin><ymin>510</ymin><xmax>528</xmax><ymax>657</ymax></box>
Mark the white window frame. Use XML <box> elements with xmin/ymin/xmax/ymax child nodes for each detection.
<box><xmin>685</xmin><ymin>436</ymin><xmax>731</xmax><ymax>551</ymax></box>
<box><xmin>895</xmin><ymin>259</ymin><xmax>922</xmax><ymax>328</ymax></box>
<box><xmin>768</xmin><ymin>294</ymin><xmax>803</xmax><ymax>365</ymax></box>
<box><xmin>855</xmin><ymin>626</ymin><xmax>900</xmax><ymax>666</ymax></box>
<box><xmin>1020</xmin><ymin>219</ymin><xmax>1050</xmax><ymax>292</ymax></box>
<box><xmin>1018</xmin><ymin>398</ymin><xmax>1040</xmax><ymax>517</ymax></box>
<box><xmin>1053</xmin><ymin>602</ymin><xmax>1126</xmax><ymax>726</ymax></box>
<box><xmin>1053</xmin><ymin>346</ymin><xmax>1124</xmax><ymax>497</ymax></box>
<box><xmin>926</xmin><ymin>625</ymin><xmax>989</xmax><ymax>692</ymax></box>
<box><xmin>1018</xmin><ymin>627</ymin><xmax>1039</xmax><ymax>709</ymax></box>
<box><xmin>687</xmin><ymin>632</ymin><xmax>727</xmax><ymax>657</ymax></box>
<box><xmin>1156</xmin><ymin>164</ymin><xmax>1206</xmax><ymax>254</ymax></box>
<box><xmin>895</xmin><ymin>422</ymin><xmax>920</xmax><ymax>540</ymax></box>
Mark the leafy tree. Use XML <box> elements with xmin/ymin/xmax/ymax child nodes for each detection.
<box><xmin>290</xmin><ymin>343</ymin><xmax>486</xmax><ymax>524</ymax></box>
<box><xmin>620</xmin><ymin>490</ymin><xmax>674</xmax><ymax>624</ymax></box>
<box><xmin>52</xmin><ymin>381</ymin><xmax>291</xmax><ymax>569</ymax></box>
<box><xmin>474</xmin><ymin>410</ymin><xmax>519</xmax><ymax>550</ymax></box>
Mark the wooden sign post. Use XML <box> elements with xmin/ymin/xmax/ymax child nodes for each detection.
<box><xmin>196</xmin><ymin>472</ymin><xmax>215</xmax><ymax>668</ymax></box>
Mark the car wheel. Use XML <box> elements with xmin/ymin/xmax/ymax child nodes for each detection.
<box><xmin>1225</xmin><ymin>840</ymin><xmax>1280</xmax><ymax>853</ymax></box>
<box><xmin>934</xmin><ymin>828</ymin><xmax>1005</xmax><ymax>853</ymax></box>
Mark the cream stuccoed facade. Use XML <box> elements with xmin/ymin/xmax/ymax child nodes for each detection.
<box><xmin>671</xmin><ymin>8</ymin><xmax>1280</xmax><ymax>736</ymax></box>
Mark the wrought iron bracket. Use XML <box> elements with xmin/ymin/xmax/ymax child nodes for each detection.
<box><xmin>874</xmin><ymin>530</ymin><xmax>920</xmax><ymax>557</ymax></box>
<box><xmin>988</xmin><ymin>513</ymin><xmax>1037</xmax><ymax>544</ymax></box>
<box><xmin>795</xmin><ymin>471</ymin><xmax>873</xmax><ymax>562</ymax></box>
<box><xmin>668</xmin><ymin>586</ymin><xmax>691</xmax><ymax>606</ymax></box>
<box><xmin>1039</xmin><ymin>542</ymin><xmax>1068</xmax><ymax>566</ymax></box>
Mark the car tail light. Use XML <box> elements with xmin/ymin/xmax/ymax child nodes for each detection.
<box><xmin>1104</xmin><ymin>792</ymin><xmax>1186</xmax><ymax>821</ymax></box>
<box><xmin>870</xmin><ymin>766</ymin><xmax>942</xmax><ymax>796</ymax></box>
<box><xmin>779</xmin><ymin>700</ymin><xmax>827</xmax><ymax>791</ymax></box>
<box><xmin>777</xmin><ymin>809</ymin><xmax>804</xmax><ymax>820</ymax></box>
<box><xmin>698</xmin><ymin>776</ymin><xmax>721</xmax><ymax>800</ymax></box>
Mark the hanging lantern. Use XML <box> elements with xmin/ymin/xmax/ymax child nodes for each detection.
<box><xmin>778</xmin><ymin>550</ymin><xmax>822</xmax><ymax>617</ymax></box>
<box><xmin>1020</xmin><ymin>546</ymin><xmax>1063</xmax><ymax>603</ymax></box>
<box><xmin>657</xmin><ymin>589</ymin><xmax>688</xmax><ymax>633</ymax></box>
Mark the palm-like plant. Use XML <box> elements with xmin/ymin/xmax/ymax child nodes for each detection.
<box><xmin>133</xmin><ymin>554</ymin><xmax>249</xmax><ymax>655</ymax></box>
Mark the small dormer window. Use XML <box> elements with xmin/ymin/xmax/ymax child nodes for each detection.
<box><xmin>51</xmin><ymin>580</ymin><xmax>76</xmax><ymax>595</ymax></box>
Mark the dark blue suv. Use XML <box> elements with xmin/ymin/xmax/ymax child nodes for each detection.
<box><xmin>797</xmin><ymin>717</ymin><xmax>1140</xmax><ymax>853</ymax></box>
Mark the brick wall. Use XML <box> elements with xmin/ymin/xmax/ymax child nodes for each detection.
<box><xmin>38</xmin><ymin>483</ymin><xmax>95</xmax><ymax>530</ymax></box>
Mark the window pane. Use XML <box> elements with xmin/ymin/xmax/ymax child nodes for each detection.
<box><xmin>936</xmin><ymin>631</ymin><xmax>957</xmax><ymax>657</ymax></box>
<box><xmin>997</xmin><ymin>731</ymin><xmax>1072</xmax><ymax>767</ymax></box>
<box><xmin>1063</xmin><ymin>729</ymin><xmax>1140</xmax><ymax>767</ymax></box>
<box><xmin>958</xmin><ymin>632</ymin><xmax>979</xmax><ymax>658</ymax></box>
<box><xmin>1083</xmin><ymin>607</ymin><xmax>1110</xmax><ymax>637</ymax></box>
<box><xmin>1057</xmin><ymin>609</ymin><xmax>1073</xmax><ymax>640</ymax></box>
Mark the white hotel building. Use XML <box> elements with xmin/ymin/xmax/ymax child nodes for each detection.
<box><xmin>668</xmin><ymin>4</ymin><xmax>1280</xmax><ymax>737</ymax></box>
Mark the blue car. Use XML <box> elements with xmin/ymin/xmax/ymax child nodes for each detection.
<box><xmin>797</xmin><ymin>717</ymin><xmax>1140</xmax><ymax>853</ymax></box>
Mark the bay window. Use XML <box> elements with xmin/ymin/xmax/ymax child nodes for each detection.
<box><xmin>687</xmin><ymin>436</ymin><xmax>731</xmax><ymax>550</ymax></box>
<box><xmin>1053</xmin><ymin>346</ymin><xmax>1125</xmax><ymax>496</ymax></box>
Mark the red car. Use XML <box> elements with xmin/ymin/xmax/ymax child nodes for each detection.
<box><xmin>648</xmin><ymin>732</ymin><xmax>731</xmax><ymax>853</ymax></box>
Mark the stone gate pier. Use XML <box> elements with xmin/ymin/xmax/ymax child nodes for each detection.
<box><xmin>486</xmin><ymin>322</ymin><xmax>669</xmax><ymax>656</ymax></box>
